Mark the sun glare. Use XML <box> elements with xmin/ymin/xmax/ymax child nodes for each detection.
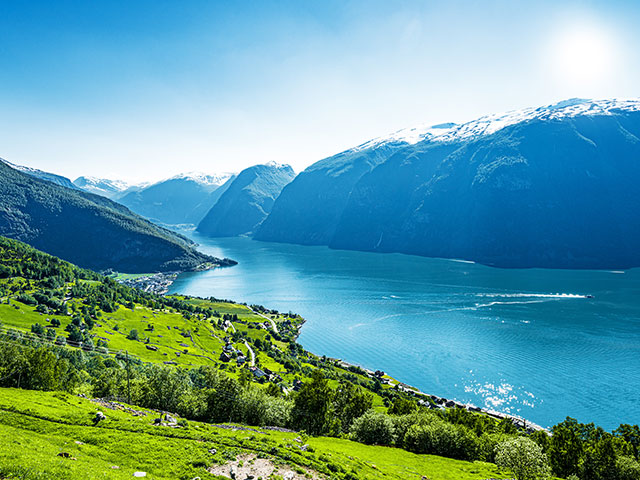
<box><xmin>550</xmin><ymin>23</ymin><xmax>618</xmax><ymax>88</ymax></box>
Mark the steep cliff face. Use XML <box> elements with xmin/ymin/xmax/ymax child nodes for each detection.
<box><xmin>257</xmin><ymin>99</ymin><xmax>640</xmax><ymax>268</ymax></box>
<box><xmin>197</xmin><ymin>163</ymin><xmax>295</xmax><ymax>237</ymax></box>
<box><xmin>332</xmin><ymin>111</ymin><xmax>640</xmax><ymax>268</ymax></box>
<box><xmin>255</xmin><ymin>143</ymin><xmax>409</xmax><ymax>245</ymax></box>
<box><xmin>0</xmin><ymin>161</ymin><xmax>224</xmax><ymax>272</ymax></box>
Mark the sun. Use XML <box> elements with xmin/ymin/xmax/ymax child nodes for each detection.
<box><xmin>550</xmin><ymin>23</ymin><xmax>618</xmax><ymax>87</ymax></box>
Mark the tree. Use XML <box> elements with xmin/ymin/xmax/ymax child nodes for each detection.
<box><xmin>388</xmin><ymin>396</ymin><xmax>417</xmax><ymax>415</ymax></box>
<box><xmin>495</xmin><ymin>437</ymin><xmax>551</xmax><ymax>480</ymax></box>
<box><xmin>549</xmin><ymin>418</ymin><xmax>584</xmax><ymax>478</ymax></box>
<box><xmin>350</xmin><ymin>410</ymin><xmax>395</xmax><ymax>445</ymax></box>
<box><xmin>30</xmin><ymin>323</ymin><xmax>45</xmax><ymax>336</ymax></box>
<box><xmin>333</xmin><ymin>383</ymin><xmax>374</xmax><ymax>433</ymax></box>
<box><xmin>127</xmin><ymin>329</ymin><xmax>139</xmax><ymax>341</ymax></box>
<box><xmin>615</xmin><ymin>424</ymin><xmax>640</xmax><ymax>459</ymax></box>
<box><xmin>290</xmin><ymin>370</ymin><xmax>334</xmax><ymax>435</ymax></box>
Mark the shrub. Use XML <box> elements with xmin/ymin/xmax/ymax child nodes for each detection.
<box><xmin>404</xmin><ymin>420</ymin><xmax>479</xmax><ymax>460</ymax></box>
<box><xmin>350</xmin><ymin>410</ymin><xmax>395</xmax><ymax>445</ymax></box>
<box><xmin>127</xmin><ymin>329</ymin><xmax>139</xmax><ymax>341</ymax></box>
<box><xmin>494</xmin><ymin>437</ymin><xmax>551</xmax><ymax>480</ymax></box>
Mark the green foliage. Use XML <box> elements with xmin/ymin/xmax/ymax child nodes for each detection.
<box><xmin>350</xmin><ymin>409</ymin><xmax>395</xmax><ymax>445</ymax></box>
<box><xmin>0</xmin><ymin>165</ymin><xmax>217</xmax><ymax>273</ymax></box>
<box><xmin>404</xmin><ymin>419</ymin><xmax>479</xmax><ymax>461</ymax></box>
<box><xmin>127</xmin><ymin>328</ymin><xmax>139</xmax><ymax>341</ymax></box>
<box><xmin>291</xmin><ymin>370</ymin><xmax>334</xmax><ymax>435</ymax></box>
<box><xmin>494</xmin><ymin>437</ymin><xmax>551</xmax><ymax>480</ymax></box>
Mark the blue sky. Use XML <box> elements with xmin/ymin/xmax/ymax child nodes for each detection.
<box><xmin>0</xmin><ymin>0</ymin><xmax>639</xmax><ymax>182</ymax></box>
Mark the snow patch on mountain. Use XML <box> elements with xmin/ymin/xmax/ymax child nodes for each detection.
<box><xmin>168</xmin><ymin>171</ymin><xmax>234</xmax><ymax>186</ymax></box>
<box><xmin>354</xmin><ymin>98</ymin><xmax>640</xmax><ymax>152</ymax></box>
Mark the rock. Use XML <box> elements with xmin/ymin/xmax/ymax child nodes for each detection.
<box><xmin>57</xmin><ymin>452</ymin><xmax>71</xmax><ymax>458</ymax></box>
<box><xmin>245</xmin><ymin>476</ymin><xmax>255</xmax><ymax>480</ymax></box>
<box><xmin>74</xmin><ymin>440</ymin><xmax>84</xmax><ymax>445</ymax></box>
<box><xmin>208</xmin><ymin>448</ymin><xmax>217</xmax><ymax>454</ymax></box>
<box><xmin>229</xmin><ymin>465</ymin><xmax>237</xmax><ymax>479</ymax></box>
<box><xmin>111</xmin><ymin>466</ymin><xmax>120</xmax><ymax>469</ymax></box>
<box><xmin>133</xmin><ymin>472</ymin><xmax>147</xmax><ymax>478</ymax></box>
<box><xmin>93</xmin><ymin>410</ymin><xmax>106</xmax><ymax>425</ymax></box>
<box><xmin>283</xmin><ymin>473</ymin><xmax>294</xmax><ymax>480</ymax></box>
<box><xmin>153</xmin><ymin>417</ymin><xmax>163</xmax><ymax>425</ymax></box>
<box><xmin>165</xmin><ymin>413</ymin><xmax>177</xmax><ymax>424</ymax></box>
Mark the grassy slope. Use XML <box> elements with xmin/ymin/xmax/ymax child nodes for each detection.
<box><xmin>0</xmin><ymin>281</ymin><xmax>394</xmax><ymax>399</ymax></box>
<box><xmin>0</xmin><ymin>388</ymin><xmax>510</xmax><ymax>480</ymax></box>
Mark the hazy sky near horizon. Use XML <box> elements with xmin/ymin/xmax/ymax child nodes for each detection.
<box><xmin>1</xmin><ymin>0</ymin><xmax>639</xmax><ymax>183</ymax></box>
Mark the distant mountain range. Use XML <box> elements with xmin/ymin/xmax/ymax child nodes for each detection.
<box><xmin>117</xmin><ymin>172</ymin><xmax>236</xmax><ymax>226</ymax></box>
<box><xmin>197</xmin><ymin>162</ymin><xmax>295</xmax><ymax>237</ymax></box>
<box><xmin>0</xmin><ymin>160</ymin><xmax>233</xmax><ymax>273</ymax></box>
<box><xmin>0</xmin><ymin>158</ymin><xmax>80</xmax><ymax>190</ymax></box>
<box><xmin>73</xmin><ymin>176</ymin><xmax>134</xmax><ymax>199</ymax></box>
<box><xmin>257</xmin><ymin>98</ymin><xmax>640</xmax><ymax>269</ymax></box>
<box><xmin>6</xmin><ymin>98</ymin><xmax>640</xmax><ymax>269</ymax></box>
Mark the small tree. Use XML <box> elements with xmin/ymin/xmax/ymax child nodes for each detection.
<box><xmin>350</xmin><ymin>410</ymin><xmax>395</xmax><ymax>445</ymax></box>
<box><xmin>495</xmin><ymin>437</ymin><xmax>551</xmax><ymax>480</ymax></box>
<box><xmin>127</xmin><ymin>329</ymin><xmax>139</xmax><ymax>341</ymax></box>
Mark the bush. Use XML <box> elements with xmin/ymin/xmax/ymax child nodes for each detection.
<box><xmin>616</xmin><ymin>456</ymin><xmax>640</xmax><ymax>480</ymax></box>
<box><xmin>350</xmin><ymin>410</ymin><xmax>395</xmax><ymax>445</ymax></box>
<box><xmin>392</xmin><ymin>412</ymin><xmax>436</xmax><ymax>446</ymax></box>
<box><xmin>495</xmin><ymin>437</ymin><xmax>551</xmax><ymax>480</ymax></box>
<box><xmin>127</xmin><ymin>329</ymin><xmax>139</xmax><ymax>341</ymax></box>
<box><xmin>404</xmin><ymin>420</ymin><xmax>479</xmax><ymax>460</ymax></box>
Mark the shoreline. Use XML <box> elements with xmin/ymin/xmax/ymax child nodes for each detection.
<box><xmin>332</xmin><ymin>358</ymin><xmax>547</xmax><ymax>433</ymax></box>
<box><xmin>118</xmin><ymin>264</ymin><xmax>548</xmax><ymax>433</ymax></box>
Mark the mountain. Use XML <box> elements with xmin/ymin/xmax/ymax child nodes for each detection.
<box><xmin>118</xmin><ymin>172</ymin><xmax>234</xmax><ymax>225</ymax></box>
<box><xmin>73</xmin><ymin>176</ymin><xmax>132</xmax><ymax>199</ymax></box>
<box><xmin>0</xmin><ymin>160</ymin><xmax>234</xmax><ymax>272</ymax></box>
<box><xmin>255</xmin><ymin>142</ymin><xmax>406</xmax><ymax>246</ymax></box>
<box><xmin>197</xmin><ymin>162</ymin><xmax>296</xmax><ymax>237</ymax></box>
<box><xmin>0</xmin><ymin>158</ymin><xmax>79</xmax><ymax>190</ymax></box>
<box><xmin>256</xmin><ymin>98</ymin><xmax>640</xmax><ymax>269</ymax></box>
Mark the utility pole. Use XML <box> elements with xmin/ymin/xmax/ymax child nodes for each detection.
<box><xmin>126</xmin><ymin>350</ymin><xmax>131</xmax><ymax>405</ymax></box>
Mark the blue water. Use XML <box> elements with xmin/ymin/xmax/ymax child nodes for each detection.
<box><xmin>169</xmin><ymin>234</ymin><xmax>640</xmax><ymax>430</ymax></box>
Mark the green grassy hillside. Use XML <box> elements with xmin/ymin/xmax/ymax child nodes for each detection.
<box><xmin>0</xmin><ymin>388</ymin><xmax>510</xmax><ymax>480</ymax></box>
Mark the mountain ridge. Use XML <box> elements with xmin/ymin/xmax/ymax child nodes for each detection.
<box><xmin>257</xmin><ymin>98</ymin><xmax>640</xmax><ymax>269</ymax></box>
<box><xmin>0</xmin><ymin>160</ymin><xmax>232</xmax><ymax>272</ymax></box>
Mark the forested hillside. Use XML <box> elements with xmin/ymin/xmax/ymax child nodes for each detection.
<box><xmin>0</xmin><ymin>161</ymin><xmax>228</xmax><ymax>272</ymax></box>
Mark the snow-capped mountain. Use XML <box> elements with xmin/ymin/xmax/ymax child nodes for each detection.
<box><xmin>168</xmin><ymin>172</ymin><xmax>234</xmax><ymax>188</ymax></box>
<box><xmin>354</xmin><ymin>98</ymin><xmax>640</xmax><ymax>151</ymax></box>
<box><xmin>0</xmin><ymin>158</ymin><xmax>80</xmax><ymax>190</ymax></box>
<box><xmin>118</xmin><ymin>171</ymin><xmax>238</xmax><ymax>226</ymax></box>
<box><xmin>257</xmin><ymin>98</ymin><xmax>640</xmax><ymax>269</ymax></box>
<box><xmin>73</xmin><ymin>176</ymin><xmax>132</xmax><ymax>199</ymax></box>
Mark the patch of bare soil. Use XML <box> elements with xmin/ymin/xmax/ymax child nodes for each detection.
<box><xmin>208</xmin><ymin>454</ymin><xmax>324</xmax><ymax>479</ymax></box>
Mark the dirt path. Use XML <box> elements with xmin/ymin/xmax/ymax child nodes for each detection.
<box><xmin>251</xmin><ymin>309</ymin><xmax>279</xmax><ymax>333</ymax></box>
<box><xmin>244</xmin><ymin>340</ymin><xmax>255</xmax><ymax>367</ymax></box>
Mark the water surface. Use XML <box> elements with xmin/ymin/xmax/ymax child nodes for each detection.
<box><xmin>170</xmin><ymin>234</ymin><xmax>640</xmax><ymax>430</ymax></box>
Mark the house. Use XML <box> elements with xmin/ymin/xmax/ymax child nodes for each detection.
<box><xmin>237</xmin><ymin>355</ymin><xmax>247</xmax><ymax>365</ymax></box>
<box><xmin>249</xmin><ymin>366</ymin><xmax>267</xmax><ymax>379</ymax></box>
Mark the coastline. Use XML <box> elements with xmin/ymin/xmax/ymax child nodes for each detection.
<box><xmin>120</xmin><ymin>268</ymin><xmax>547</xmax><ymax>433</ymax></box>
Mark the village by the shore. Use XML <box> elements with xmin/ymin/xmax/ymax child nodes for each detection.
<box><xmin>116</xmin><ymin>270</ymin><xmax>547</xmax><ymax>434</ymax></box>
